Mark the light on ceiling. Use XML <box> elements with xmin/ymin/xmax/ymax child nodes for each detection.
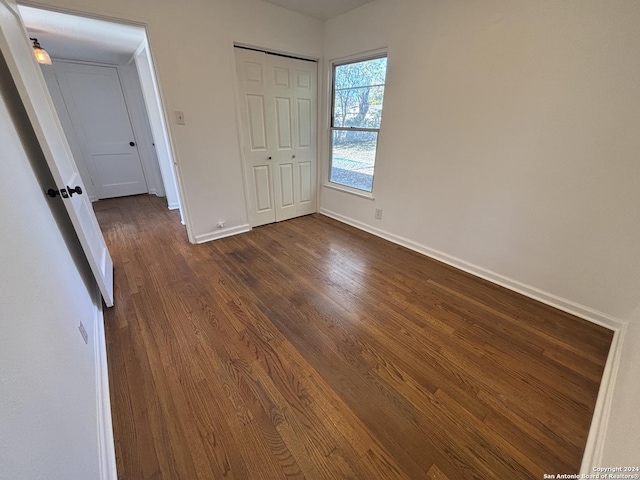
<box><xmin>30</xmin><ymin>38</ymin><xmax>52</xmax><ymax>65</ymax></box>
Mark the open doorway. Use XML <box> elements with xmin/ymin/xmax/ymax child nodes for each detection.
<box><xmin>19</xmin><ymin>5</ymin><xmax>186</xmax><ymax>226</ymax></box>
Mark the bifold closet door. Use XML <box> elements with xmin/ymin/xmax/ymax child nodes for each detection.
<box><xmin>235</xmin><ymin>47</ymin><xmax>317</xmax><ymax>227</ymax></box>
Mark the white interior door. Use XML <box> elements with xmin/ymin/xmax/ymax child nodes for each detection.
<box><xmin>0</xmin><ymin>0</ymin><xmax>114</xmax><ymax>306</ymax></box>
<box><xmin>235</xmin><ymin>48</ymin><xmax>317</xmax><ymax>227</ymax></box>
<box><xmin>55</xmin><ymin>61</ymin><xmax>148</xmax><ymax>199</ymax></box>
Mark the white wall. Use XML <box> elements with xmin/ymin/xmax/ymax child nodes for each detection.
<box><xmin>0</xmin><ymin>54</ymin><xmax>106</xmax><ymax>479</ymax></box>
<box><xmin>321</xmin><ymin>0</ymin><xmax>640</xmax><ymax>323</ymax></box>
<box><xmin>27</xmin><ymin>0</ymin><xmax>324</xmax><ymax>242</ymax></box>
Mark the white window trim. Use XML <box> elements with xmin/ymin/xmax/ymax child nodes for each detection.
<box><xmin>330</xmin><ymin>47</ymin><xmax>388</xmax><ymax>67</ymax></box>
<box><xmin>322</xmin><ymin>181</ymin><xmax>375</xmax><ymax>200</ymax></box>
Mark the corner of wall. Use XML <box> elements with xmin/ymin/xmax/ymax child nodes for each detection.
<box><xmin>580</xmin><ymin>320</ymin><xmax>628</xmax><ymax>473</ymax></box>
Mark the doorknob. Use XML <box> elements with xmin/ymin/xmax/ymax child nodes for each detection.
<box><xmin>129</xmin><ymin>141</ymin><xmax>136</xmax><ymax>147</ymax></box>
<box><xmin>47</xmin><ymin>188</ymin><xmax>69</xmax><ymax>198</ymax></box>
<box><xmin>67</xmin><ymin>186</ymin><xmax>83</xmax><ymax>197</ymax></box>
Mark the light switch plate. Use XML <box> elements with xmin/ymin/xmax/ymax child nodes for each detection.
<box><xmin>175</xmin><ymin>111</ymin><xmax>185</xmax><ymax>125</ymax></box>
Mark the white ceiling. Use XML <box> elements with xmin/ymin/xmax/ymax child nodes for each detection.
<box><xmin>18</xmin><ymin>5</ymin><xmax>145</xmax><ymax>65</ymax></box>
<box><xmin>262</xmin><ymin>0</ymin><xmax>375</xmax><ymax>21</ymax></box>
<box><xmin>18</xmin><ymin>1</ymin><xmax>373</xmax><ymax>66</ymax></box>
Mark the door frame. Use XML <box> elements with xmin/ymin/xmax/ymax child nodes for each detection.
<box><xmin>17</xmin><ymin>3</ymin><xmax>193</xmax><ymax>240</ymax></box>
<box><xmin>231</xmin><ymin>42</ymin><xmax>322</xmax><ymax>229</ymax></box>
<box><xmin>46</xmin><ymin>58</ymin><xmax>153</xmax><ymax>200</ymax></box>
<box><xmin>132</xmin><ymin>40</ymin><xmax>187</xmax><ymax>226</ymax></box>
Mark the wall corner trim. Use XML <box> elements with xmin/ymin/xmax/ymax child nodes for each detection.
<box><xmin>580</xmin><ymin>321</ymin><xmax>628</xmax><ymax>474</ymax></box>
<box><xmin>194</xmin><ymin>224</ymin><xmax>251</xmax><ymax>244</ymax></box>
<box><xmin>94</xmin><ymin>287</ymin><xmax>117</xmax><ymax>480</ymax></box>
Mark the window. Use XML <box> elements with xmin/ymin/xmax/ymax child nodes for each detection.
<box><xmin>330</xmin><ymin>55</ymin><xmax>388</xmax><ymax>193</ymax></box>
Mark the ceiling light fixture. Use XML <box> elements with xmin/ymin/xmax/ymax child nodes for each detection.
<box><xmin>29</xmin><ymin>37</ymin><xmax>52</xmax><ymax>65</ymax></box>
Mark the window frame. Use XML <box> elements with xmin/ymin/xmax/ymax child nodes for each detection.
<box><xmin>327</xmin><ymin>51</ymin><xmax>388</xmax><ymax>197</ymax></box>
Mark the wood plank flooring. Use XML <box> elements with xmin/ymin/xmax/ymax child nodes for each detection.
<box><xmin>95</xmin><ymin>195</ymin><xmax>613</xmax><ymax>480</ymax></box>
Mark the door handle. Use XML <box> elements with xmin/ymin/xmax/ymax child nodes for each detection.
<box><xmin>47</xmin><ymin>188</ymin><xmax>69</xmax><ymax>199</ymax></box>
<box><xmin>67</xmin><ymin>186</ymin><xmax>83</xmax><ymax>197</ymax></box>
<box><xmin>129</xmin><ymin>141</ymin><xmax>136</xmax><ymax>147</ymax></box>
<box><xmin>47</xmin><ymin>186</ymin><xmax>83</xmax><ymax>198</ymax></box>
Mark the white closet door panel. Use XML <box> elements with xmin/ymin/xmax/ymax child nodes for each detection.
<box><xmin>274</xmin><ymin>66</ymin><xmax>290</xmax><ymax>87</ymax></box>
<box><xmin>244</xmin><ymin>61</ymin><xmax>263</xmax><ymax>84</ymax></box>
<box><xmin>299</xmin><ymin>161</ymin><xmax>312</xmax><ymax>204</ymax></box>
<box><xmin>291</xmin><ymin>57</ymin><xmax>317</xmax><ymax>217</ymax></box>
<box><xmin>276</xmin><ymin>162</ymin><xmax>296</xmax><ymax>221</ymax></box>
<box><xmin>235</xmin><ymin>49</ymin><xmax>276</xmax><ymax>227</ymax></box>
<box><xmin>235</xmin><ymin>47</ymin><xmax>317</xmax><ymax>227</ymax></box>
<box><xmin>275</xmin><ymin>97</ymin><xmax>292</xmax><ymax>150</ymax></box>
<box><xmin>279</xmin><ymin>163</ymin><xmax>294</xmax><ymax>207</ymax></box>
<box><xmin>297</xmin><ymin>98</ymin><xmax>312</xmax><ymax>149</ymax></box>
<box><xmin>246</xmin><ymin>94</ymin><xmax>268</xmax><ymax>150</ymax></box>
<box><xmin>253</xmin><ymin>166</ymin><xmax>273</xmax><ymax>213</ymax></box>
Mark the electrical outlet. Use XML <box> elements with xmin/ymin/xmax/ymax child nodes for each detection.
<box><xmin>217</xmin><ymin>221</ymin><xmax>226</xmax><ymax>229</ymax></box>
<box><xmin>78</xmin><ymin>321</ymin><xmax>88</xmax><ymax>344</ymax></box>
<box><xmin>375</xmin><ymin>208</ymin><xmax>383</xmax><ymax>220</ymax></box>
<box><xmin>175</xmin><ymin>111</ymin><xmax>185</xmax><ymax>125</ymax></box>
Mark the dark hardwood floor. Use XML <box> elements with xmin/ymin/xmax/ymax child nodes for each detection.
<box><xmin>95</xmin><ymin>194</ymin><xmax>613</xmax><ymax>480</ymax></box>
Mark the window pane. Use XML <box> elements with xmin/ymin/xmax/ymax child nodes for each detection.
<box><xmin>330</xmin><ymin>130</ymin><xmax>378</xmax><ymax>192</ymax></box>
<box><xmin>333</xmin><ymin>57</ymin><xmax>388</xmax><ymax>128</ymax></box>
<box><xmin>334</xmin><ymin>57</ymin><xmax>387</xmax><ymax>89</ymax></box>
<box><xmin>333</xmin><ymin>85</ymin><xmax>385</xmax><ymax>128</ymax></box>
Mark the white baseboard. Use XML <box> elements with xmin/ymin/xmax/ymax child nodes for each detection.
<box><xmin>167</xmin><ymin>201</ymin><xmax>180</xmax><ymax>210</ymax></box>
<box><xmin>94</xmin><ymin>288</ymin><xmax>117</xmax><ymax>480</ymax></box>
<box><xmin>580</xmin><ymin>321</ymin><xmax>627</xmax><ymax>473</ymax></box>
<box><xmin>195</xmin><ymin>223</ymin><xmax>251</xmax><ymax>244</ymax></box>
<box><xmin>319</xmin><ymin>208</ymin><xmax>624</xmax><ymax>331</ymax></box>
<box><xmin>151</xmin><ymin>189</ymin><xmax>167</xmax><ymax>199</ymax></box>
